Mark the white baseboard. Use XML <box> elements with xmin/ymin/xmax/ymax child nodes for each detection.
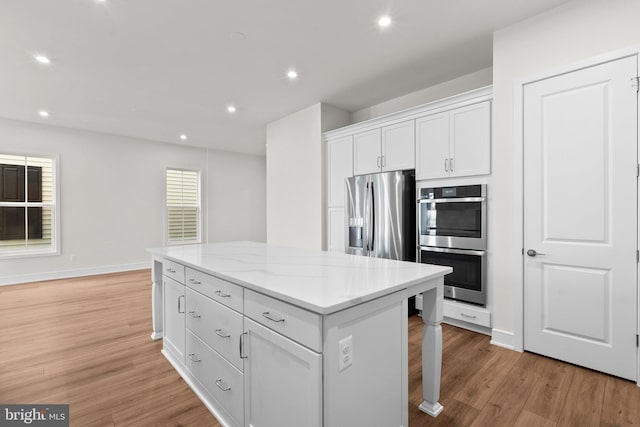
<box><xmin>490</xmin><ymin>328</ymin><xmax>519</xmax><ymax>351</ymax></box>
<box><xmin>0</xmin><ymin>262</ymin><xmax>149</xmax><ymax>286</ymax></box>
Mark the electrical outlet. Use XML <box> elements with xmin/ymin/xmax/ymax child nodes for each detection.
<box><xmin>338</xmin><ymin>335</ymin><xmax>353</xmax><ymax>372</ymax></box>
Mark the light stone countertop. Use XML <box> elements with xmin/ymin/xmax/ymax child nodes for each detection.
<box><xmin>149</xmin><ymin>241</ymin><xmax>451</xmax><ymax>314</ymax></box>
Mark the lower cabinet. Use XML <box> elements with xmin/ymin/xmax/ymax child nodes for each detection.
<box><xmin>163</xmin><ymin>276</ymin><xmax>185</xmax><ymax>362</ymax></box>
<box><xmin>186</xmin><ymin>330</ymin><xmax>244</xmax><ymax>427</ymax></box>
<box><xmin>243</xmin><ymin>319</ymin><xmax>322</xmax><ymax>427</ymax></box>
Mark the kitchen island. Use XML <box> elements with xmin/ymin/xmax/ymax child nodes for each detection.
<box><xmin>149</xmin><ymin>241</ymin><xmax>451</xmax><ymax>427</ymax></box>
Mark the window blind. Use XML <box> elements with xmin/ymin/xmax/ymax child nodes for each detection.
<box><xmin>166</xmin><ymin>169</ymin><xmax>200</xmax><ymax>243</ymax></box>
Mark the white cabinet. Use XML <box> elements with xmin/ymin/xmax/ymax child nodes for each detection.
<box><xmin>327</xmin><ymin>207</ymin><xmax>345</xmax><ymax>253</ymax></box>
<box><xmin>327</xmin><ymin>136</ymin><xmax>353</xmax><ymax>208</ymax></box>
<box><xmin>243</xmin><ymin>318</ymin><xmax>322</xmax><ymax>427</ymax></box>
<box><xmin>353</xmin><ymin>121</ymin><xmax>415</xmax><ymax>175</ymax></box>
<box><xmin>163</xmin><ymin>276</ymin><xmax>185</xmax><ymax>363</ymax></box>
<box><xmin>416</xmin><ymin>101</ymin><xmax>491</xmax><ymax>180</ymax></box>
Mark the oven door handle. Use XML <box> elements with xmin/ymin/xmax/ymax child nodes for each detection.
<box><xmin>419</xmin><ymin>246</ymin><xmax>486</xmax><ymax>257</ymax></box>
<box><xmin>418</xmin><ymin>197</ymin><xmax>485</xmax><ymax>204</ymax></box>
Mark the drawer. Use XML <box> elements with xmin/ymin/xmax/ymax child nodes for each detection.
<box><xmin>186</xmin><ymin>331</ymin><xmax>243</xmax><ymax>427</ymax></box>
<box><xmin>186</xmin><ymin>287</ymin><xmax>244</xmax><ymax>371</ymax></box>
<box><xmin>186</xmin><ymin>268</ymin><xmax>243</xmax><ymax>313</ymax></box>
<box><xmin>163</xmin><ymin>259</ymin><xmax>185</xmax><ymax>284</ymax></box>
<box><xmin>244</xmin><ymin>289</ymin><xmax>322</xmax><ymax>352</ymax></box>
<box><xmin>442</xmin><ymin>300</ymin><xmax>491</xmax><ymax>328</ymax></box>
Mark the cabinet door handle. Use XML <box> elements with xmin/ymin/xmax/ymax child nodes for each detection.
<box><xmin>177</xmin><ymin>295</ymin><xmax>185</xmax><ymax>314</ymax></box>
<box><xmin>450</xmin><ymin>157</ymin><xmax>454</xmax><ymax>172</ymax></box>
<box><xmin>381</xmin><ymin>155</ymin><xmax>385</xmax><ymax>168</ymax></box>
<box><xmin>460</xmin><ymin>312</ymin><xmax>476</xmax><ymax>319</ymax></box>
<box><xmin>188</xmin><ymin>278</ymin><xmax>201</xmax><ymax>285</ymax></box>
<box><xmin>215</xmin><ymin>290</ymin><xmax>231</xmax><ymax>298</ymax></box>
<box><xmin>188</xmin><ymin>353</ymin><xmax>201</xmax><ymax>363</ymax></box>
<box><xmin>215</xmin><ymin>328</ymin><xmax>230</xmax><ymax>338</ymax></box>
<box><xmin>166</xmin><ymin>268</ymin><xmax>176</xmax><ymax>274</ymax></box>
<box><xmin>444</xmin><ymin>158</ymin><xmax>449</xmax><ymax>172</ymax></box>
<box><xmin>188</xmin><ymin>310</ymin><xmax>200</xmax><ymax>318</ymax></box>
<box><xmin>262</xmin><ymin>311</ymin><xmax>285</xmax><ymax>323</ymax></box>
<box><xmin>376</xmin><ymin>156</ymin><xmax>381</xmax><ymax>168</ymax></box>
<box><xmin>239</xmin><ymin>332</ymin><xmax>248</xmax><ymax>359</ymax></box>
<box><xmin>215</xmin><ymin>379</ymin><xmax>231</xmax><ymax>392</ymax></box>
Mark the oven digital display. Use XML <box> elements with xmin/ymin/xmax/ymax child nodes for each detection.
<box><xmin>442</xmin><ymin>187</ymin><xmax>456</xmax><ymax>197</ymax></box>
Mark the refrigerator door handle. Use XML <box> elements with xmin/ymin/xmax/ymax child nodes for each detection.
<box><xmin>363</xmin><ymin>181</ymin><xmax>370</xmax><ymax>253</ymax></box>
<box><xmin>369</xmin><ymin>180</ymin><xmax>375</xmax><ymax>252</ymax></box>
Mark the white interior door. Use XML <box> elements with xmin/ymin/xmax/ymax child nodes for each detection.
<box><xmin>523</xmin><ymin>55</ymin><xmax>638</xmax><ymax>381</ymax></box>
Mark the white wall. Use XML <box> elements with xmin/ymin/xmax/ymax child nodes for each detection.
<box><xmin>0</xmin><ymin>118</ymin><xmax>266</xmax><ymax>285</ymax></box>
<box><xmin>491</xmin><ymin>0</ymin><xmax>640</xmax><ymax>344</ymax></box>
<box><xmin>207</xmin><ymin>150</ymin><xmax>266</xmax><ymax>243</ymax></box>
<box><xmin>265</xmin><ymin>103</ymin><xmax>349</xmax><ymax>250</ymax></box>
<box><xmin>351</xmin><ymin>68</ymin><xmax>493</xmax><ymax>123</ymax></box>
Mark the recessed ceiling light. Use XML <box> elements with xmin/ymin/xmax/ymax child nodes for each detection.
<box><xmin>34</xmin><ymin>55</ymin><xmax>51</xmax><ymax>64</ymax></box>
<box><xmin>179</xmin><ymin>134</ymin><xmax>188</xmax><ymax>141</ymax></box>
<box><xmin>227</xmin><ymin>105</ymin><xmax>237</xmax><ymax>114</ymax></box>
<box><xmin>287</xmin><ymin>69</ymin><xmax>298</xmax><ymax>80</ymax></box>
<box><xmin>378</xmin><ymin>15</ymin><xmax>392</xmax><ymax>28</ymax></box>
<box><xmin>39</xmin><ymin>110</ymin><xmax>49</xmax><ymax>117</ymax></box>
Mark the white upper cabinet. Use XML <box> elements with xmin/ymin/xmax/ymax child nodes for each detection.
<box><xmin>416</xmin><ymin>101</ymin><xmax>491</xmax><ymax>180</ymax></box>
<box><xmin>327</xmin><ymin>136</ymin><xmax>353</xmax><ymax>208</ymax></box>
<box><xmin>354</xmin><ymin>121</ymin><xmax>415</xmax><ymax>176</ymax></box>
<box><xmin>382</xmin><ymin>120</ymin><xmax>415</xmax><ymax>172</ymax></box>
<box><xmin>450</xmin><ymin>102</ymin><xmax>491</xmax><ymax>178</ymax></box>
<box><xmin>353</xmin><ymin>129</ymin><xmax>382</xmax><ymax>175</ymax></box>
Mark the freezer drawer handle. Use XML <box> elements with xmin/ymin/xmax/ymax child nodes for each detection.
<box><xmin>215</xmin><ymin>328</ymin><xmax>231</xmax><ymax>338</ymax></box>
<box><xmin>262</xmin><ymin>311</ymin><xmax>285</xmax><ymax>323</ymax></box>
<box><xmin>215</xmin><ymin>290</ymin><xmax>231</xmax><ymax>298</ymax></box>
<box><xmin>215</xmin><ymin>379</ymin><xmax>231</xmax><ymax>392</ymax></box>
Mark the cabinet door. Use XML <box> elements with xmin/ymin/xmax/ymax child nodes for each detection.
<box><xmin>327</xmin><ymin>136</ymin><xmax>353</xmax><ymax>207</ymax></box>
<box><xmin>244</xmin><ymin>319</ymin><xmax>322</xmax><ymax>427</ymax></box>
<box><xmin>163</xmin><ymin>276</ymin><xmax>186</xmax><ymax>363</ymax></box>
<box><xmin>327</xmin><ymin>207</ymin><xmax>345</xmax><ymax>253</ymax></box>
<box><xmin>450</xmin><ymin>101</ymin><xmax>491</xmax><ymax>177</ymax></box>
<box><xmin>353</xmin><ymin>129</ymin><xmax>381</xmax><ymax>176</ymax></box>
<box><xmin>381</xmin><ymin>120</ymin><xmax>415</xmax><ymax>172</ymax></box>
<box><xmin>415</xmin><ymin>113</ymin><xmax>450</xmax><ymax>180</ymax></box>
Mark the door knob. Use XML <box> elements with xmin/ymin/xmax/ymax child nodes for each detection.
<box><xmin>526</xmin><ymin>249</ymin><xmax>546</xmax><ymax>257</ymax></box>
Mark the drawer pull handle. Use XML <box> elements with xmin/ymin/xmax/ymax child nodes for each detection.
<box><xmin>188</xmin><ymin>311</ymin><xmax>201</xmax><ymax>318</ymax></box>
<box><xmin>166</xmin><ymin>268</ymin><xmax>176</xmax><ymax>273</ymax></box>
<box><xmin>177</xmin><ymin>295</ymin><xmax>185</xmax><ymax>314</ymax></box>
<box><xmin>215</xmin><ymin>328</ymin><xmax>231</xmax><ymax>338</ymax></box>
<box><xmin>239</xmin><ymin>332</ymin><xmax>248</xmax><ymax>359</ymax></box>
<box><xmin>215</xmin><ymin>379</ymin><xmax>231</xmax><ymax>391</ymax></box>
<box><xmin>215</xmin><ymin>290</ymin><xmax>231</xmax><ymax>298</ymax></box>
<box><xmin>188</xmin><ymin>278</ymin><xmax>201</xmax><ymax>285</ymax></box>
<box><xmin>188</xmin><ymin>353</ymin><xmax>201</xmax><ymax>363</ymax></box>
<box><xmin>262</xmin><ymin>311</ymin><xmax>285</xmax><ymax>323</ymax></box>
<box><xmin>460</xmin><ymin>313</ymin><xmax>477</xmax><ymax>319</ymax></box>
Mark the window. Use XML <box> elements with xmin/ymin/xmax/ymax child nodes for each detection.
<box><xmin>0</xmin><ymin>154</ymin><xmax>57</xmax><ymax>257</ymax></box>
<box><xmin>166</xmin><ymin>168</ymin><xmax>200</xmax><ymax>244</ymax></box>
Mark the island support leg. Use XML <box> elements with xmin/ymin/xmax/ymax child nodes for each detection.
<box><xmin>418</xmin><ymin>283</ymin><xmax>444</xmax><ymax>417</ymax></box>
<box><xmin>150</xmin><ymin>260</ymin><xmax>163</xmax><ymax>340</ymax></box>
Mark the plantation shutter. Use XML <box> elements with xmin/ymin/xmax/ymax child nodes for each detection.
<box><xmin>166</xmin><ymin>169</ymin><xmax>200</xmax><ymax>243</ymax></box>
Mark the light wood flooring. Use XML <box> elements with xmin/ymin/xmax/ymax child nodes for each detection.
<box><xmin>0</xmin><ymin>270</ymin><xmax>638</xmax><ymax>426</ymax></box>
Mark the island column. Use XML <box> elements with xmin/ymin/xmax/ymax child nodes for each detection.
<box><xmin>418</xmin><ymin>282</ymin><xmax>444</xmax><ymax>417</ymax></box>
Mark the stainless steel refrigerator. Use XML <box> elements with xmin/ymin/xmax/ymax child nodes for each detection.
<box><xmin>345</xmin><ymin>170</ymin><xmax>415</xmax><ymax>263</ymax></box>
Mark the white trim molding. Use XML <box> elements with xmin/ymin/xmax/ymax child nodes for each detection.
<box><xmin>491</xmin><ymin>328</ymin><xmax>518</xmax><ymax>351</ymax></box>
<box><xmin>0</xmin><ymin>262</ymin><xmax>149</xmax><ymax>286</ymax></box>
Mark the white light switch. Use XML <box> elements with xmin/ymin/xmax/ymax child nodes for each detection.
<box><xmin>338</xmin><ymin>335</ymin><xmax>353</xmax><ymax>371</ymax></box>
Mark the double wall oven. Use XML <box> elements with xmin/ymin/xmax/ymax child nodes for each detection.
<box><xmin>418</xmin><ymin>184</ymin><xmax>487</xmax><ymax>306</ymax></box>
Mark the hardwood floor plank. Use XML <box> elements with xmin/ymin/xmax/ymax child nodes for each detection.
<box><xmin>556</xmin><ymin>366</ymin><xmax>606</xmax><ymax>427</ymax></box>
<box><xmin>522</xmin><ymin>354</ymin><xmax>576</xmax><ymax>423</ymax></box>
<box><xmin>513</xmin><ymin>409</ymin><xmax>557</xmax><ymax>427</ymax></box>
<box><xmin>600</xmin><ymin>375</ymin><xmax>639</xmax><ymax>426</ymax></box>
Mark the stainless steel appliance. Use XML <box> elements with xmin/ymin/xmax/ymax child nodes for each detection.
<box><xmin>418</xmin><ymin>184</ymin><xmax>486</xmax><ymax>250</ymax></box>
<box><xmin>418</xmin><ymin>184</ymin><xmax>487</xmax><ymax>306</ymax></box>
<box><xmin>346</xmin><ymin>170</ymin><xmax>415</xmax><ymax>262</ymax></box>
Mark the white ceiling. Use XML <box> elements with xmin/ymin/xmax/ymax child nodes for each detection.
<box><xmin>0</xmin><ymin>0</ymin><xmax>571</xmax><ymax>155</ymax></box>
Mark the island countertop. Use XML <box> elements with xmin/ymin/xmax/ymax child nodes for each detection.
<box><xmin>148</xmin><ymin>241</ymin><xmax>451</xmax><ymax>314</ymax></box>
